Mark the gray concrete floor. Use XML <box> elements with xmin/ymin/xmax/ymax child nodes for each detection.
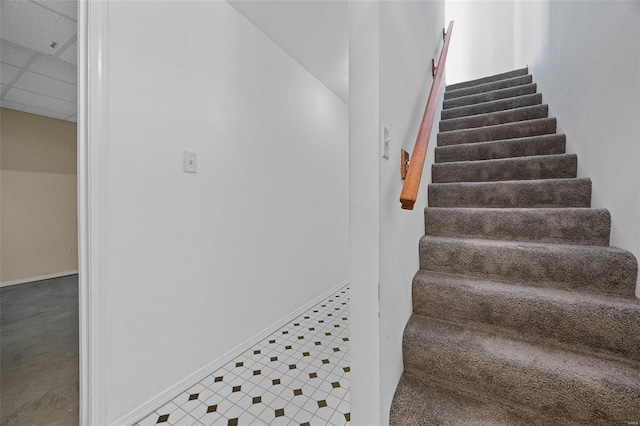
<box><xmin>1</xmin><ymin>275</ymin><xmax>79</xmax><ymax>426</ymax></box>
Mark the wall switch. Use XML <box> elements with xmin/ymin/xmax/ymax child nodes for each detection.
<box><xmin>183</xmin><ymin>151</ymin><xmax>197</xmax><ymax>173</ymax></box>
<box><xmin>67</xmin><ymin>245</ymin><xmax>75</xmax><ymax>254</ymax></box>
<box><xmin>382</xmin><ymin>125</ymin><xmax>390</xmax><ymax>159</ymax></box>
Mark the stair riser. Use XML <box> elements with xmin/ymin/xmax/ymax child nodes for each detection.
<box><xmin>440</xmin><ymin>105</ymin><xmax>548</xmax><ymax>132</ymax></box>
<box><xmin>428</xmin><ymin>178</ymin><xmax>592</xmax><ymax>208</ymax></box>
<box><xmin>403</xmin><ymin>318</ymin><xmax>640</xmax><ymax>424</ymax></box>
<box><xmin>412</xmin><ymin>276</ymin><xmax>640</xmax><ymax>363</ymax></box>
<box><xmin>443</xmin><ymin>84</ymin><xmax>537</xmax><ymax>109</ymax></box>
<box><xmin>419</xmin><ymin>237</ymin><xmax>638</xmax><ymax>297</ymax></box>
<box><xmin>446</xmin><ymin>67</ymin><xmax>529</xmax><ymax>92</ymax></box>
<box><xmin>431</xmin><ymin>154</ymin><xmax>577</xmax><ymax>183</ymax></box>
<box><xmin>424</xmin><ymin>208</ymin><xmax>611</xmax><ymax>246</ymax></box>
<box><xmin>444</xmin><ymin>75</ymin><xmax>533</xmax><ymax>100</ymax></box>
<box><xmin>438</xmin><ymin>118</ymin><xmax>556</xmax><ymax>146</ymax></box>
<box><xmin>441</xmin><ymin>93</ymin><xmax>542</xmax><ymax>120</ymax></box>
<box><xmin>435</xmin><ymin>135</ymin><xmax>566</xmax><ymax>163</ymax></box>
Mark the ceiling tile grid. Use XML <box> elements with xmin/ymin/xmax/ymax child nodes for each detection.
<box><xmin>1</xmin><ymin>0</ymin><xmax>77</xmax><ymax>122</ymax></box>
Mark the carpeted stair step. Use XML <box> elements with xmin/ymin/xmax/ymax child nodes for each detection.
<box><xmin>445</xmin><ymin>67</ymin><xmax>529</xmax><ymax>92</ymax></box>
<box><xmin>444</xmin><ymin>75</ymin><xmax>533</xmax><ymax>101</ymax></box>
<box><xmin>401</xmin><ymin>315</ymin><xmax>640</xmax><ymax>424</ymax></box>
<box><xmin>441</xmin><ymin>93</ymin><xmax>542</xmax><ymax>120</ymax></box>
<box><xmin>443</xmin><ymin>83</ymin><xmax>537</xmax><ymax>109</ymax></box>
<box><xmin>435</xmin><ymin>134</ymin><xmax>566</xmax><ymax>163</ymax></box>
<box><xmin>412</xmin><ymin>271</ymin><xmax>640</xmax><ymax>362</ymax></box>
<box><xmin>439</xmin><ymin>104</ymin><xmax>548</xmax><ymax>132</ymax></box>
<box><xmin>431</xmin><ymin>154</ymin><xmax>576</xmax><ymax>183</ymax></box>
<box><xmin>419</xmin><ymin>236</ymin><xmax>638</xmax><ymax>297</ymax></box>
<box><xmin>437</xmin><ymin>117</ymin><xmax>556</xmax><ymax>146</ymax></box>
<box><xmin>428</xmin><ymin>178</ymin><xmax>591</xmax><ymax>208</ymax></box>
<box><xmin>424</xmin><ymin>207</ymin><xmax>610</xmax><ymax>246</ymax></box>
<box><xmin>389</xmin><ymin>371</ymin><xmax>565</xmax><ymax>426</ymax></box>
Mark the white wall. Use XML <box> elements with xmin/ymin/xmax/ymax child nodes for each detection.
<box><xmin>348</xmin><ymin>1</ymin><xmax>444</xmax><ymax>424</ymax></box>
<box><xmin>103</xmin><ymin>1</ymin><xmax>348</xmax><ymax>421</ymax></box>
<box><xmin>445</xmin><ymin>0</ymin><xmax>517</xmax><ymax>85</ymax></box>
<box><xmin>379</xmin><ymin>1</ymin><xmax>445</xmax><ymax>422</ymax></box>
<box><xmin>513</xmin><ymin>0</ymin><xmax>640</xmax><ymax>295</ymax></box>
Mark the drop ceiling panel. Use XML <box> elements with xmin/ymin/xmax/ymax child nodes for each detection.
<box><xmin>30</xmin><ymin>54</ymin><xmax>77</xmax><ymax>84</ymax></box>
<box><xmin>58</xmin><ymin>40</ymin><xmax>76</xmax><ymax>65</ymax></box>
<box><xmin>3</xmin><ymin>86</ymin><xmax>76</xmax><ymax>116</ymax></box>
<box><xmin>14</xmin><ymin>71</ymin><xmax>76</xmax><ymax>102</ymax></box>
<box><xmin>1</xmin><ymin>99</ymin><xmax>70</xmax><ymax>121</ymax></box>
<box><xmin>0</xmin><ymin>39</ymin><xmax>36</xmax><ymax>68</ymax></box>
<box><xmin>1</xmin><ymin>63</ymin><xmax>21</xmax><ymax>85</ymax></box>
<box><xmin>33</xmin><ymin>0</ymin><xmax>78</xmax><ymax>21</ymax></box>
<box><xmin>1</xmin><ymin>0</ymin><xmax>76</xmax><ymax>56</ymax></box>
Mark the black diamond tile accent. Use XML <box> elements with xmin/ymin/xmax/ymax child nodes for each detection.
<box><xmin>319</xmin><ymin>320</ymin><xmax>325</xmax><ymax>323</ymax></box>
<box><xmin>282</xmin><ymin>331</ymin><xmax>289</xmax><ymax>335</ymax></box>
<box><xmin>303</xmin><ymin>352</ymin><xmax>310</xmax><ymax>357</ymax></box>
<box><xmin>289</xmin><ymin>364</ymin><xmax>297</xmax><ymax>370</ymax></box>
<box><xmin>294</xmin><ymin>389</ymin><xmax>302</xmax><ymax>396</ymax></box>
<box><xmin>214</xmin><ymin>376</ymin><xmax>223</xmax><ymax>382</ymax></box>
<box><xmin>157</xmin><ymin>414</ymin><xmax>170</xmax><ymax>423</ymax></box>
<box><xmin>318</xmin><ymin>400</ymin><xmax>327</xmax><ymax>408</ymax></box>
<box><xmin>235</xmin><ymin>362</ymin><xmax>243</xmax><ymax>368</ymax></box>
<box><xmin>275</xmin><ymin>408</ymin><xmax>285</xmax><ymax>417</ymax></box>
<box><xmin>228</xmin><ymin>419</ymin><xmax>238</xmax><ymax>426</ymax></box>
<box><xmin>342</xmin><ymin>317</ymin><xmax>348</xmax><ymax>320</ymax></box>
<box><xmin>285</xmin><ymin>345</ymin><xmax>292</xmax><ymax>350</ymax></box>
<box><xmin>253</xmin><ymin>350</ymin><xmax>261</xmax><ymax>355</ymax></box>
<box><xmin>188</xmin><ymin>393</ymin><xmax>199</xmax><ymax>400</ymax></box>
<box><xmin>325</xmin><ymin>332</ymin><xmax>331</xmax><ymax>336</ymax></box>
<box><xmin>321</xmin><ymin>305</ymin><xmax>326</xmax><ymax>307</ymax></box>
<box><xmin>313</xmin><ymin>310</ymin><xmax>318</xmax><ymax>313</ymax></box>
<box><xmin>294</xmin><ymin>323</ymin><xmax>300</xmax><ymax>326</ymax></box>
<box><xmin>304</xmin><ymin>316</ymin><xmax>309</xmax><ymax>319</ymax></box>
<box><xmin>333</xmin><ymin>347</ymin><xmax>340</xmax><ymax>352</ymax></box>
<box><xmin>309</xmin><ymin>327</ymin><xmax>315</xmax><ymax>331</ymax></box>
<box><xmin>322</xmin><ymin>359</ymin><xmax>329</xmax><ymax>364</ymax></box>
<box><xmin>345</xmin><ymin>413</ymin><xmax>351</xmax><ymax>421</ymax></box>
<box><xmin>232</xmin><ymin>385</ymin><xmax>241</xmax><ymax>392</ymax></box>
<box><xmin>271</xmin><ymin>357</ymin><xmax>278</xmax><ymax>362</ymax></box>
<box><xmin>329</xmin><ymin>299</ymin><xmax>334</xmax><ymax>302</ymax></box>
<box><xmin>342</xmin><ymin>302</ymin><xmax>347</xmax><ymax>305</ymax></box>
<box><xmin>343</xmin><ymin>366</ymin><xmax>350</xmax><ymax>372</ymax></box>
<box><xmin>332</xmin><ymin>382</ymin><xmax>340</xmax><ymax>388</ymax></box>
<box><xmin>309</xmin><ymin>372</ymin><xmax>317</xmax><ymax>378</ymax></box>
<box><xmin>273</xmin><ymin>378</ymin><xmax>281</xmax><ymax>385</ymax></box>
<box><xmin>297</xmin><ymin>336</ymin><xmax>304</xmax><ymax>340</ymax></box>
<box><xmin>335</xmin><ymin>307</ymin><xmax>340</xmax><ymax>310</ymax></box>
<box><xmin>334</xmin><ymin>324</ymin><xmax>340</xmax><ymax>328</ymax></box>
<box><xmin>253</xmin><ymin>370</ymin><xmax>261</xmax><ymax>376</ymax></box>
<box><xmin>328</xmin><ymin>313</ymin><xmax>333</xmax><ymax>317</ymax></box>
<box><xmin>343</xmin><ymin>337</ymin><xmax>349</xmax><ymax>341</ymax></box>
<box><xmin>315</xmin><ymin>342</ymin><xmax>321</xmax><ymax>346</ymax></box>
<box><xmin>252</xmin><ymin>396</ymin><xmax>262</xmax><ymax>404</ymax></box>
<box><xmin>301</xmin><ymin>423</ymin><xmax>310</xmax><ymax>426</ymax></box>
<box><xmin>207</xmin><ymin>405</ymin><xmax>217</xmax><ymax>413</ymax></box>
<box><xmin>269</xmin><ymin>339</ymin><xmax>276</xmax><ymax>344</ymax></box>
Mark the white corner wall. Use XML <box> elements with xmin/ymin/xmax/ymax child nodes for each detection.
<box><xmin>102</xmin><ymin>1</ymin><xmax>348</xmax><ymax>421</ymax></box>
<box><xmin>445</xmin><ymin>0</ymin><xmax>517</xmax><ymax>85</ymax></box>
<box><xmin>379</xmin><ymin>1</ymin><xmax>445</xmax><ymax>423</ymax></box>
<box><xmin>514</xmin><ymin>0</ymin><xmax>640</xmax><ymax>296</ymax></box>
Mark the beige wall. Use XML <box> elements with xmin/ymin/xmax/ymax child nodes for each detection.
<box><xmin>1</xmin><ymin>108</ymin><xmax>77</xmax><ymax>283</ymax></box>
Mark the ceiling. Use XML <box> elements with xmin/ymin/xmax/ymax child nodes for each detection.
<box><xmin>0</xmin><ymin>0</ymin><xmax>77</xmax><ymax>122</ymax></box>
<box><xmin>229</xmin><ymin>0</ymin><xmax>349</xmax><ymax>104</ymax></box>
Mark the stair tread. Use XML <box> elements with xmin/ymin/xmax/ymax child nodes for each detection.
<box><xmin>440</xmin><ymin>104</ymin><xmax>548</xmax><ymax>132</ymax></box>
<box><xmin>445</xmin><ymin>67</ymin><xmax>529</xmax><ymax>92</ymax></box>
<box><xmin>433</xmin><ymin>152</ymin><xmax>575</xmax><ymax>167</ymax></box>
<box><xmin>390</xmin><ymin>371</ymin><xmax>561</xmax><ymax>426</ymax></box>
<box><xmin>435</xmin><ymin>134</ymin><xmax>566</xmax><ymax>163</ymax></box>
<box><xmin>403</xmin><ymin>315</ymin><xmax>640</xmax><ymax>423</ymax></box>
<box><xmin>443</xmin><ymin>83</ymin><xmax>537</xmax><ymax>109</ymax></box>
<box><xmin>444</xmin><ymin>75</ymin><xmax>533</xmax><ymax>100</ymax></box>
<box><xmin>441</xmin><ymin>93</ymin><xmax>542</xmax><ymax>120</ymax></box>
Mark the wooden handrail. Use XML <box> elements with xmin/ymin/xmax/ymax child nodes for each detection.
<box><xmin>400</xmin><ymin>21</ymin><xmax>454</xmax><ymax>210</ymax></box>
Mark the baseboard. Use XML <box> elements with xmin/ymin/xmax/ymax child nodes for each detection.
<box><xmin>0</xmin><ymin>270</ymin><xmax>79</xmax><ymax>288</ymax></box>
<box><xmin>112</xmin><ymin>279</ymin><xmax>350</xmax><ymax>426</ymax></box>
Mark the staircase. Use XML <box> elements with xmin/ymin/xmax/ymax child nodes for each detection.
<box><xmin>389</xmin><ymin>68</ymin><xmax>640</xmax><ymax>425</ymax></box>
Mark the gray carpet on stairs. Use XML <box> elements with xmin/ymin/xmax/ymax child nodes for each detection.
<box><xmin>390</xmin><ymin>68</ymin><xmax>640</xmax><ymax>425</ymax></box>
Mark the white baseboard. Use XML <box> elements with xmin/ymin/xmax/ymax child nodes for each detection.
<box><xmin>113</xmin><ymin>279</ymin><xmax>350</xmax><ymax>426</ymax></box>
<box><xmin>0</xmin><ymin>270</ymin><xmax>79</xmax><ymax>288</ymax></box>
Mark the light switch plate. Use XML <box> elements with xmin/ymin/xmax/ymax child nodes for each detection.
<box><xmin>382</xmin><ymin>125</ymin><xmax>390</xmax><ymax>159</ymax></box>
<box><xmin>184</xmin><ymin>151</ymin><xmax>197</xmax><ymax>173</ymax></box>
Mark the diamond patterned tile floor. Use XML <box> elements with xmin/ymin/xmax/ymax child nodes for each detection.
<box><xmin>135</xmin><ymin>286</ymin><xmax>350</xmax><ymax>426</ymax></box>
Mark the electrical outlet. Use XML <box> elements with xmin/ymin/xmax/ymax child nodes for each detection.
<box><xmin>183</xmin><ymin>151</ymin><xmax>197</xmax><ymax>173</ymax></box>
<box><xmin>67</xmin><ymin>245</ymin><xmax>75</xmax><ymax>255</ymax></box>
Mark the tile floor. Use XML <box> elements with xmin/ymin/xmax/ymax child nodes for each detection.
<box><xmin>136</xmin><ymin>286</ymin><xmax>350</xmax><ymax>426</ymax></box>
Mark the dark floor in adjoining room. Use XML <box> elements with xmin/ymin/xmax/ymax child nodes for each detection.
<box><xmin>0</xmin><ymin>275</ymin><xmax>79</xmax><ymax>426</ymax></box>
